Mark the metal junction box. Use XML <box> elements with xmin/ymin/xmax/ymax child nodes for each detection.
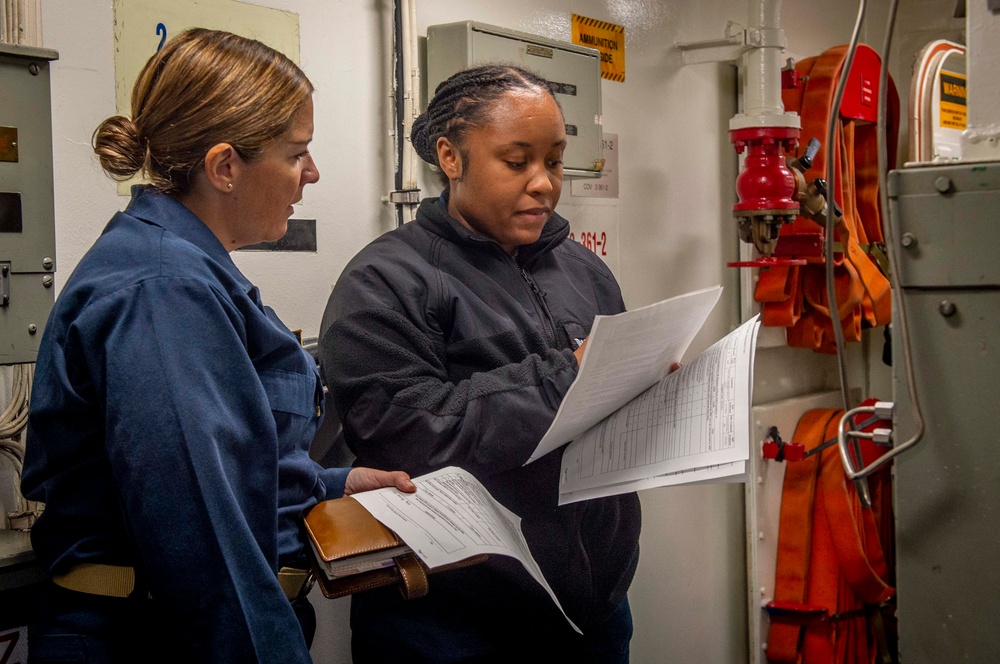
<box><xmin>426</xmin><ymin>21</ymin><xmax>603</xmax><ymax>179</ymax></box>
<box><xmin>887</xmin><ymin>161</ymin><xmax>1000</xmax><ymax>663</ymax></box>
<box><xmin>0</xmin><ymin>44</ymin><xmax>58</xmax><ymax>365</ymax></box>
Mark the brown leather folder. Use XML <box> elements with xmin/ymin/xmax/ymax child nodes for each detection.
<box><xmin>303</xmin><ymin>495</ymin><xmax>487</xmax><ymax>600</ymax></box>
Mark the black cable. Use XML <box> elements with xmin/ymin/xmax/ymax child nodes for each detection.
<box><xmin>392</xmin><ymin>0</ymin><xmax>405</xmax><ymax>228</ymax></box>
<box><xmin>825</xmin><ymin>0</ymin><xmax>868</xmax><ymax>413</ymax></box>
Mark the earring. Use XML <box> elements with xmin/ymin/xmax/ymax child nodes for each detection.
<box><xmin>227</xmin><ymin>182</ymin><xmax>233</xmax><ymax>190</ymax></box>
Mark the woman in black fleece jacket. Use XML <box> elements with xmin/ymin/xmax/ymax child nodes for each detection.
<box><xmin>319</xmin><ymin>64</ymin><xmax>640</xmax><ymax>664</ymax></box>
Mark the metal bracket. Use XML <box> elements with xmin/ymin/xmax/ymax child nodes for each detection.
<box><xmin>388</xmin><ymin>189</ymin><xmax>421</xmax><ymax>205</ymax></box>
<box><xmin>675</xmin><ymin>21</ymin><xmax>748</xmax><ymax>65</ymax></box>
<box><xmin>1</xmin><ymin>262</ymin><xmax>10</xmax><ymax>307</ymax></box>
<box><xmin>961</xmin><ymin>122</ymin><xmax>1000</xmax><ymax>161</ymax></box>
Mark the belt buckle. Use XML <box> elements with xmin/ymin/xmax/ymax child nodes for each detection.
<box><xmin>278</xmin><ymin>567</ymin><xmax>316</xmax><ymax>601</ymax></box>
<box><xmin>298</xmin><ymin>569</ymin><xmax>316</xmax><ymax>599</ymax></box>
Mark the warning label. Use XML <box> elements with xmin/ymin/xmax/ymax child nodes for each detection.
<box><xmin>571</xmin><ymin>14</ymin><xmax>625</xmax><ymax>82</ymax></box>
<box><xmin>939</xmin><ymin>71</ymin><xmax>967</xmax><ymax>130</ymax></box>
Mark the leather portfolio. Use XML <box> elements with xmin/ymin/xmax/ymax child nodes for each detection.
<box><xmin>303</xmin><ymin>495</ymin><xmax>487</xmax><ymax>600</ymax></box>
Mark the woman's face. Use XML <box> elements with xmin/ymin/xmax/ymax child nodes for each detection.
<box><xmin>234</xmin><ymin>97</ymin><xmax>320</xmax><ymax>246</ymax></box>
<box><xmin>442</xmin><ymin>90</ymin><xmax>566</xmax><ymax>254</ymax></box>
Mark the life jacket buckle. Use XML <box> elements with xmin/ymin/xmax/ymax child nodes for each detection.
<box><xmin>762</xmin><ymin>426</ymin><xmax>806</xmax><ymax>462</ymax></box>
<box><xmin>765</xmin><ymin>600</ymin><xmax>830</xmax><ymax>626</ymax></box>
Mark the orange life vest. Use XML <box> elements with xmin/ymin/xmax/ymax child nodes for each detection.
<box><xmin>755</xmin><ymin>45</ymin><xmax>898</xmax><ymax>353</ymax></box>
<box><xmin>766</xmin><ymin>405</ymin><xmax>895</xmax><ymax>663</ymax></box>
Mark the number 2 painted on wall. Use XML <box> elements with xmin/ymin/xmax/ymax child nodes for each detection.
<box><xmin>0</xmin><ymin>630</ymin><xmax>19</xmax><ymax>664</ymax></box>
<box><xmin>156</xmin><ymin>23</ymin><xmax>167</xmax><ymax>51</ymax></box>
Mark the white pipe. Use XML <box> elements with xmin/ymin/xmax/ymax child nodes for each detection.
<box><xmin>406</xmin><ymin>0</ymin><xmax>421</xmax><ymax>190</ymax></box>
<box><xmin>961</xmin><ymin>0</ymin><xmax>1000</xmax><ymax>161</ymax></box>
<box><xmin>399</xmin><ymin>0</ymin><xmax>421</xmax><ymax>221</ymax></box>
<box><xmin>400</xmin><ymin>0</ymin><xmax>415</xmax><ymax>191</ymax></box>
<box><xmin>744</xmin><ymin>0</ymin><xmax>783</xmax><ymax>117</ymax></box>
<box><xmin>730</xmin><ymin>0</ymin><xmax>799</xmax><ymax>130</ymax></box>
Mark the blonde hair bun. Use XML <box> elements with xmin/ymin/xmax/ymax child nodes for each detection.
<box><xmin>93</xmin><ymin>115</ymin><xmax>145</xmax><ymax>181</ymax></box>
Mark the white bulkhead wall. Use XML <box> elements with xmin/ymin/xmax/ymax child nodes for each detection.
<box><xmin>32</xmin><ymin>0</ymin><xmax>961</xmax><ymax>662</ymax></box>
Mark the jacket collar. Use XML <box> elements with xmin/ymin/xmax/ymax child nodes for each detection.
<box><xmin>123</xmin><ymin>185</ymin><xmax>254</xmax><ymax>292</ymax></box>
<box><xmin>416</xmin><ymin>194</ymin><xmax>569</xmax><ymax>266</ymax></box>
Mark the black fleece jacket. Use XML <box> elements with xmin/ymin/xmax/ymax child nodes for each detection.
<box><xmin>319</xmin><ymin>195</ymin><xmax>641</xmax><ymax>636</ymax></box>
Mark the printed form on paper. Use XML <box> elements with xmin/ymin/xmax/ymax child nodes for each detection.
<box><xmin>528</xmin><ymin>285</ymin><xmax>724</xmax><ymax>463</ymax></box>
<box><xmin>558</xmin><ymin>315</ymin><xmax>760</xmax><ymax>504</ymax></box>
<box><xmin>351</xmin><ymin>466</ymin><xmax>582</xmax><ymax>634</ymax></box>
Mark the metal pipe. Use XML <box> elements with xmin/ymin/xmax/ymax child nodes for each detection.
<box><xmin>399</xmin><ymin>0</ymin><xmax>421</xmax><ymax>222</ymax></box>
<box><xmin>824</xmin><ymin>0</ymin><xmax>866</xmax><ymax>414</ymax></box>
<box><xmin>392</xmin><ymin>0</ymin><xmax>405</xmax><ymax>228</ymax></box>
<box><xmin>838</xmin><ymin>0</ymin><xmax>925</xmax><ymax>482</ymax></box>
<box><xmin>743</xmin><ymin>0</ymin><xmax>786</xmax><ymax>119</ymax></box>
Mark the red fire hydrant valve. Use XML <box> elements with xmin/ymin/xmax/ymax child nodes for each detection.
<box><xmin>731</xmin><ymin>126</ymin><xmax>801</xmax><ymax>215</ymax></box>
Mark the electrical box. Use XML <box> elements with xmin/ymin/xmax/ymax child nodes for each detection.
<box><xmin>888</xmin><ymin>161</ymin><xmax>1000</xmax><ymax>662</ymax></box>
<box><xmin>0</xmin><ymin>44</ymin><xmax>58</xmax><ymax>365</ymax></box>
<box><xmin>426</xmin><ymin>21</ymin><xmax>603</xmax><ymax>179</ymax></box>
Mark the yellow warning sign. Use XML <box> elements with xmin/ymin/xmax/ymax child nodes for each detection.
<box><xmin>939</xmin><ymin>70</ymin><xmax>967</xmax><ymax>130</ymax></box>
<box><xmin>572</xmin><ymin>14</ymin><xmax>625</xmax><ymax>83</ymax></box>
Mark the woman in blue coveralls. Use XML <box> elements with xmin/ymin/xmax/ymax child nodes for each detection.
<box><xmin>21</xmin><ymin>28</ymin><xmax>414</xmax><ymax>663</ymax></box>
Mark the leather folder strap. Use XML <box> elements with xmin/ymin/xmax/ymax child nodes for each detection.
<box><xmin>395</xmin><ymin>554</ymin><xmax>429</xmax><ymax>600</ymax></box>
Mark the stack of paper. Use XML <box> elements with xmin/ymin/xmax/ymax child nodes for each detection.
<box><xmin>524</xmin><ymin>286</ymin><xmax>761</xmax><ymax>504</ymax></box>
<box><xmin>353</xmin><ymin>466</ymin><xmax>581</xmax><ymax>634</ymax></box>
<box><xmin>309</xmin><ymin>539</ymin><xmax>412</xmax><ymax>579</ymax></box>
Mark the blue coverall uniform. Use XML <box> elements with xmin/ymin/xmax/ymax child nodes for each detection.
<box><xmin>22</xmin><ymin>186</ymin><xmax>348</xmax><ymax>662</ymax></box>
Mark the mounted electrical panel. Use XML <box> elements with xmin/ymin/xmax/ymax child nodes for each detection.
<box><xmin>0</xmin><ymin>44</ymin><xmax>58</xmax><ymax>365</ymax></box>
<box><xmin>889</xmin><ymin>161</ymin><xmax>1000</xmax><ymax>662</ymax></box>
<box><xmin>426</xmin><ymin>21</ymin><xmax>604</xmax><ymax>178</ymax></box>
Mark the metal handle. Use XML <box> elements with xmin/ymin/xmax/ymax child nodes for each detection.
<box><xmin>837</xmin><ymin>402</ymin><xmax>918</xmax><ymax>481</ymax></box>
<box><xmin>800</xmin><ymin>136</ymin><xmax>821</xmax><ymax>169</ymax></box>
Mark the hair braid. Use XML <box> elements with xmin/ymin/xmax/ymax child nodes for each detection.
<box><xmin>409</xmin><ymin>64</ymin><xmax>561</xmax><ymax>186</ymax></box>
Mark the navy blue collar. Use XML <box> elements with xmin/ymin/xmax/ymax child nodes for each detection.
<box><xmin>124</xmin><ymin>186</ymin><xmax>254</xmax><ymax>293</ymax></box>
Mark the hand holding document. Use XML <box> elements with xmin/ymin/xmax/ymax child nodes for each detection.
<box><xmin>521</xmin><ymin>283</ymin><xmax>761</xmax><ymax>504</ymax></box>
<box><xmin>529</xmin><ymin>285</ymin><xmax>724</xmax><ymax>463</ymax></box>
<box><xmin>558</xmin><ymin>314</ymin><xmax>760</xmax><ymax>504</ymax></box>
<box><xmin>351</xmin><ymin>466</ymin><xmax>582</xmax><ymax>634</ymax></box>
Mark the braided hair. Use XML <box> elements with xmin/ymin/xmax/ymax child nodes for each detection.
<box><xmin>411</xmin><ymin>65</ymin><xmax>562</xmax><ymax>186</ymax></box>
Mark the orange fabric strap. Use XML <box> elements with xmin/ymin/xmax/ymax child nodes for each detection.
<box><xmin>767</xmin><ymin>408</ymin><xmax>896</xmax><ymax>663</ymax></box>
<box><xmin>754</xmin><ymin>44</ymin><xmax>896</xmax><ymax>352</ymax></box>
<box><xmin>767</xmin><ymin>408</ymin><xmax>842</xmax><ymax>663</ymax></box>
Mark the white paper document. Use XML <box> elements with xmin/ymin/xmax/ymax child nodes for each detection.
<box><xmin>558</xmin><ymin>461</ymin><xmax>748</xmax><ymax>504</ymax></box>
<box><xmin>528</xmin><ymin>285</ymin><xmax>724</xmax><ymax>463</ymax></box>
<box><xmin>558</xmin><ymin>315</ymin><xmax>761</xmax><ymax>504</ymax></box>
<box><xmin>350</xmin><ymin>466</ymin><xmax>581</xmax><ymax>634</ymax></box>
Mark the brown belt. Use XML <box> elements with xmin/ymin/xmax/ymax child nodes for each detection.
<box><xmin>51</xmin><ymin>563</ymin><xmax>137</xmax><ymax>598</ymax></box>
<box><xmin>51</xmin><ymin>563</ymin><xmax>313</xmax><ymax>601</ymax></box>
